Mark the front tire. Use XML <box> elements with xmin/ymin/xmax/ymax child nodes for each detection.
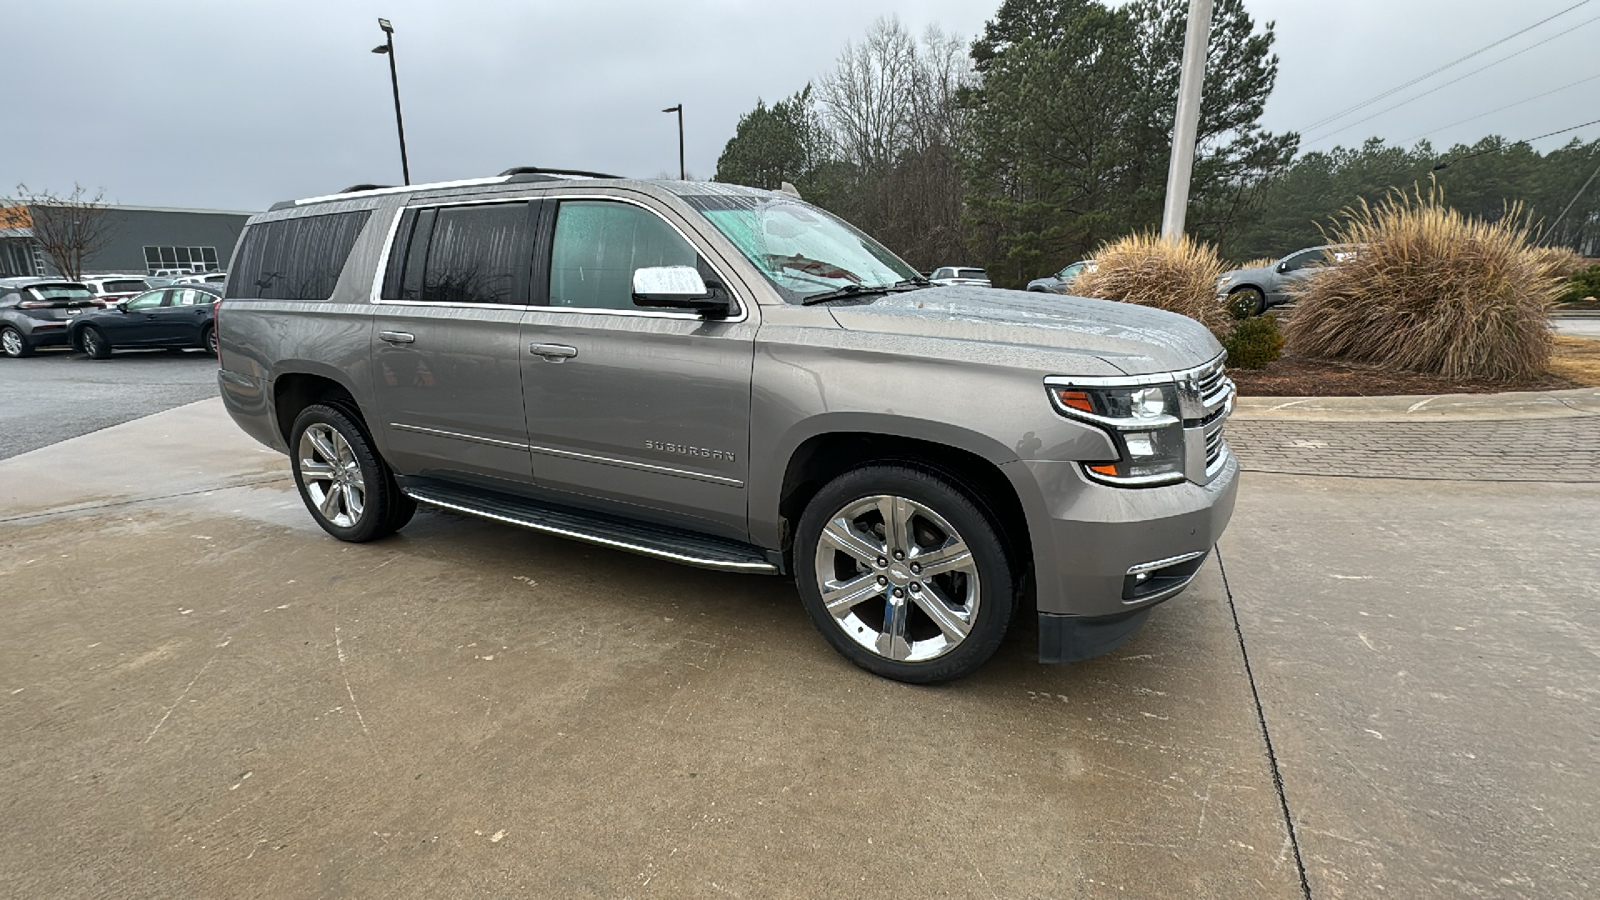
<box><xmin>795</xmin><ymin>465</ymin><xmax>1015</xmax><ymax>683</ymax></box>
<box><xmin>289</xmin><ymin>404</ymin><xmax>410</xmax><ymax>542</ymax></box>
<box><xmin>1229</xmin><ymin>286</ymin><xmax>1266</xmax><ymax>317</ymax></box>
<box><xmin>1</xmin><ymin>326</ymin><xmax>32</xmax><ymax>358</ymax></box>
<box><xmin>80</xmin><ymin>326</ymin><xmax>112</xmax><ymax>359</ymax></box>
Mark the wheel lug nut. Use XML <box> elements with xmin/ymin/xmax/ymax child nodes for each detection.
<box><xmin>876</xmin><ymin>557</ymin><xmax>888</xmax><ymax>568</ymax></box>
<box><xmin>877</xmin><ymin>575</ymin><xmax>888</xmax><ymax>586</ymax></box>
<box><xmin>894</xmin><ymin>550</ymin><xmax>905</xmax><ymax>560</ymax></box>
<box><xmin>910</xmin><ymin>582</ymin><xmax>921</xmax><ymax>592</ymax></box>
<box><xmin>910</xmin><ymin>563</ymin><xmax>921</xmax><ymax>574</ymax></box>
<box><xmin>892</xmin><ymin>588</ymin><xmax>904</xmax><ymax>598</ymax></box>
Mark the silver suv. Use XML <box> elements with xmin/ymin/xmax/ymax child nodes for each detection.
<box><xmin>216</xmin><ymin>170</ymin><xmax>1238</xmax><ymax>683</ymax></box>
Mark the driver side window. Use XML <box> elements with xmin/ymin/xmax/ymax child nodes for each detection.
<box><xmin>126</xmin><ymin>290</ymin><xmax>169</xmax><ymax>310</ymax></box>
<box><xmin>548</xmin><ymin>201</ymin><xmax>700</xmax><ymax>311</ymax></box>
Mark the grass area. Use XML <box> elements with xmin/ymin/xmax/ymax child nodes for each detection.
<box><xmin>1549</xmin><ymin>335</ymin><xmax>1600</xmax><ymax>385</ymax></box>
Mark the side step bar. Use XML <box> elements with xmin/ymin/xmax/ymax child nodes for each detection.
<box><xmin>404</xmin><ymin>483</ymin><xmax>779</xmax><ymax>574</ymax></box>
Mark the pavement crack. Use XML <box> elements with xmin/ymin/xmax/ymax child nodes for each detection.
<box><xmin>0</xmin><ymin>475</ymin><xmax>288</xmax><ymax>524</ymax></box>
<box><xmin>1216</xmin><ymin>546</ymin><xmax>1313</xmax><ymax>900</ymax></box>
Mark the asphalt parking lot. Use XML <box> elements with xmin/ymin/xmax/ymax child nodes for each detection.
<box><xmin>2</xmin><ymin>370</ymin><xmax>1596</xmax><ymax>898</ymax></box>
<box><xmin>0</xmin><ymin>348</ymin><xmax>220</xmax><ymax>460</ymax></box>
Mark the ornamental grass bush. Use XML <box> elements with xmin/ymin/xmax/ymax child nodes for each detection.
<box><xmin>1528</xmin><ymin>246</ymin><xmax>1587</xmax><ymax>280</ymax></box>
<box><xmin>1070</xmin><ymin>232</ymin><xmax>1230</xmax><ymax>335</ymax></box>
<box><xmin>1556</xmin><ymin>264</ymin><xmax>1600</xmax><ymax>305</ymax></box>
<box><xmin>1282</xmin><ymin>187</ymin><xmax>1560</xmax><ymax>383</ymax></box>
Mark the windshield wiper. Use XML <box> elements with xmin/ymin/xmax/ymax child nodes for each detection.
<box><xmin>800</xmin><ymin>279</ymin><xmax>928</xmax><ymax>305</ymax></box>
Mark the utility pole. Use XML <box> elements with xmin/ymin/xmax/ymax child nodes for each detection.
<box><xmin>662</xmin><ymin>104</ymin><xmax>685</xmax><ymax>180</ymax></box>
<box><xmin>372</xmin><ymin>18</ymin><xmax>411</xmax><ymax>185</ymax></box>
<box><xmin>1160</xmin><ymin>0</ymin><xmax>1213</xmax><ymax>241</ymax></box>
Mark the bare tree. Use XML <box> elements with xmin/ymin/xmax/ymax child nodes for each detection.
<box><xmin>2</xmin><ymin>183</ymin><xmax>115</xmax><ymax>281</ymax></box>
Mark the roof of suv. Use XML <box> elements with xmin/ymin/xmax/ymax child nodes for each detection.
<box><xmin>269</xmin><ymin>170</ymin><xmax>778</xmax><ymax>213</ymax></box>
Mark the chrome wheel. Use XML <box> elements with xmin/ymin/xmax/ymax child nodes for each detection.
<box><xmin>1</xmin><ymin>328</ymin><xmax>23</xmax><ymax>357</ymax></box>
<box><xmin>204</xmin><ymin>327</ymin><xmax>217</xmax><ymax>356</ymax></box>
<box><xmin>297</xmin><ymin>423</ymin><xmax>366</xmax><ymax>528</ymax></box>
<box><xmin>82</xmin><ymin>328</ymin><xmax>105</xmax><ymax>357</ymax></box>
<box><xmin>813</xmin><ymin>493</ymin><xmax>981</xmax><ymax>663</ymax></box>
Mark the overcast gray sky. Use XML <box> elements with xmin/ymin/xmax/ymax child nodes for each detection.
<box><xmin>8</xmin><ymin>0</ymin><xmax>1597</xmax><ymax>212</ymax></box>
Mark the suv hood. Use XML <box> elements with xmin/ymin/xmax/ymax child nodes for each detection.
<box><xmin>825</xmin><ymin>286</ymin><xmax>1222</xmax><ymax>376</ymax></box>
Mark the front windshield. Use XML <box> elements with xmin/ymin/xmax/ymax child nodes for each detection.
<box><xmin>685</xmin><ymin>194</ymin><xmax>918</xmax><ymax>300</ymax></box>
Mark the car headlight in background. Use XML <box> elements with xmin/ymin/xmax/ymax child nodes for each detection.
<box><xmin>1049</xmin><ymin>384</ymin><xmax>1187</xmax><ymax>485</ymax></box>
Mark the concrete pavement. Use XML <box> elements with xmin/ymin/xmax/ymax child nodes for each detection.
<box><xmin>1</xmin><ymin>400</ymin><xmax>1302</xmax><ymax>899</ymax></box>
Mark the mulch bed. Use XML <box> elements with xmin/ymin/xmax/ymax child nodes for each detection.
<box><xmin>1229</xmin><ymin>356</ymin><xmax>1580</xmax><ymax>397</ymax></box>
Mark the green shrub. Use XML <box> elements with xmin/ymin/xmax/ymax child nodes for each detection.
<box><xmin>1070</xmin><ymin>231</ymin><xmax>1231</xmax><ymax>335</ymax></box>
<box><xmin>1223</xmin><ymin>314</ymin><xmax>1284</xmax><ymax>369</ymax></box>
<box><xmin>1283</xmin><ymin>186</ymin><xmax>1559</xmax><ymax>383</ymax></box>
<box><xmin>1558</xmin><ymin>264</ymin><xmax>1600</xmax><ymax>305</ymax></box>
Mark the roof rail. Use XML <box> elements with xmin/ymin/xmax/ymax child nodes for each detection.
<box><xmin>499</xmin><ymin>166</ymin><xmax>622</xmax><ymax>180</ymax></box>
<box><xmin>340</xmin><ymin>183</ymin><xmax>393</xmax><ymax>193</ymax></box>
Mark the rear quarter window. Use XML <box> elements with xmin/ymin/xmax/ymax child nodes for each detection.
<box><xmin>225</xmin><ymin>209</ymin><xmax>373</xmax><ymax>300</ymax></box>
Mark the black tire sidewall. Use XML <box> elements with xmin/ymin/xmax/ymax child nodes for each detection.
<box><xmin>82</xmin><ymin>327</ymin><xmax>111</xmax><ymax>359</ymax></box>
<box><xmin>2</xmin><ymin>327</ymin><xmax>29</xmax><ymax>358</ymax></box>
<box><xmin>289</xmin><ymin>404</ymin><xmax>403</xmax><ymax>543</ymax></box>
<box><xmin>795</xmin><ymin>465</ymin><xmax>1015</xmax><ymax>684</ymax></box>
<box><xmin>202</xmin><ymin>326</ymin><xmax>216</xmax><ymax>355</ymax></box>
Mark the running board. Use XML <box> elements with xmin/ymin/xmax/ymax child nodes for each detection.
<box><xmin>403</xmin><ymin>484</ymin><xmax>779</xmax><ymax>574</ymax></box>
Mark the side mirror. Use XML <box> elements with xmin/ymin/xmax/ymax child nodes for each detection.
<box><xmin>631</xmin><ymin>266</ymin><xmax>729</xmax><ymax>318</ymax></box>
<box><xmin>1276</xmin><ymin>261</ymin><xmax>1290</xmax><ymax>273</ymax></box>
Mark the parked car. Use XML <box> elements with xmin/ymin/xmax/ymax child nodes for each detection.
<box><xmin>67</xmin><ymin>284</ymin><xmax>223</xmax><ymax>358</ymax></box>
<box><xmin>217</xmin><ymin>172</ymin><xmax>1237</xmax><ymax>683</ymax></box>
<box><xmin>1217</xmin><ymin>244</ymin><xmax>1360</xmax><ymax>315</ymax></box>
<box><xmin>929</xmin><ymin>266</ymin><xmax>992</xmax><ymax>287</ymax></box>
<box><xmin>1026</xmin><ymin>260</ymin><xmax>1095</xmax><ymax>294</ymax></box>
<box><xmin>80</xmin><ymin>275</ymin><xmax>154</xmax><ymax>307</ymax></box>
<box><xmin>173</xmin><ymin>272</ymin><xmax>228</xmax><ymax>285</ymax></box>
<box><xmin>0</xmin><ymin>278</ymin><xmax>97</xmax><ymax>357</ymax></box>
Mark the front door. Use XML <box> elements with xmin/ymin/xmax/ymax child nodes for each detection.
<box><xmin>110</xmin><ymin>289</ymin><xmax>171</xmax><ymax>344</ymax></box>
<box><xmin>520</xmin><ymin>198</ymin><xmax>756</xmax><ymax>539</ymax></box>
<box><xmin>369</xmin><ymin>199</ymin><xmax>540</xmax><ymax>486</ymax></box>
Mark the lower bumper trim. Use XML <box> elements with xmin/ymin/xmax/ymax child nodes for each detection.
<box><xmin>1038</xmin><ymin>608</ymin><xmax>1152</xmax><ymax>664</ymax></box>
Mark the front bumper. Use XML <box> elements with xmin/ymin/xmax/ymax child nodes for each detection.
<box><xmin>1002</xmin><ymin>450</ymin><xmax>1239</xmax><ymax>660</ymax></box>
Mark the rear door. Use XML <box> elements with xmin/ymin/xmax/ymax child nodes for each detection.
<box><xmin>369</xmin><ymin>198</ymin><xmax>540</xmax><ymax>485</ymax></box>
<box><xmin>149</xmin><ymin>287</ymin><xmax>211</xmax><ymax>343</ymax></box>
<box><xmin>518</xmin><ymin>196</ymin><xmax>757</xmax><ymax>538</ymax></box>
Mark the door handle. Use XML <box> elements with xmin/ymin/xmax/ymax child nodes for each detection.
<box><xmin>530</xmin><ymin>343</ymin><xmax>578</xmax><ymax>361</ymax></box>
<box><xmin>379</xmin><ymin>331</ymin><xmax>415</xmax><ymax>344</ymax></box>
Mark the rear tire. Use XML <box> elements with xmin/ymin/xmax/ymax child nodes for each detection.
<box><xmin>202</xmin><ymin>325</ymin><xmax>218</xmax><ymax>357</ymax></box>
<box><xmin>289</xmin><ymin>404</ymin><xmax>409</xmax><ymax>542</ymax></box>
<box><xmin>1</xmin><ymin>326</ymin><xmax>32</xmax><ymax>358</ymax></box>
<box><xmin>795</xmin><ymin>465</ymin><xmax>1015</xmax><ymax>683</ymax></box>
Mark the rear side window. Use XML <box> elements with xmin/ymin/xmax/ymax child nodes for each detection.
<box><xmin>106</xmin><ymin>279</ymin><xmax>149</xmax><ymax>293</ymax></box>
<box><xmin>225</xmin><ymin>209</ymin><xmax>372</xmax><ymax>300</ymax></box>
<box><xmin>382</xmin><ymin>202</ymin><xmax>533</xmax><ymax>305</ymax></box>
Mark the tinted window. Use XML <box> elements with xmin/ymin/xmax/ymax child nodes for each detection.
<box><xmin>172</xmin><ymin>289</ymin><xmax>208</xmax><ymax>307</ymax></box>
<box><xmin>126</xmin><ymin>290</ymin><xmax>167</xmax><ymax>310</ymax></box>
<box><xmin>225</xmin><ymin>209</ymin><xmax>372</xmax><ymax>300</ymax></box>
<box><xmin>549</xmin><ymin>201</ymin><xmax>698</xmax><ymax>310</ymax></box>
<box><xmin>106</xmin><ymin>279</ymin><xmax>149</xmax><ymax>293</ymax></box>
<box><xmin>30</xmin><ymin>285</ymin><xmax>93</xmax><ymax>301</ymax></box>
<box><xmin>1280</xmin><ymin>249</ymin><xmax>1324</xmax><ymax>272</ymax></box>
<box><xmin>958</xmin><ymin>268</ymin><xmax>987</xmax><ymax>279</ymax></box>
<box><xmin>383</xmin><ymin>202</ymin><xmax>532</xmax><ymax>305</ymax></box>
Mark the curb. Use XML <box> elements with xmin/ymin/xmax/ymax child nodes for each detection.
<box><xmin>1233</xmin><ymin>386</ymin><xmax>1600</xmax><ymax>422</ymax></box>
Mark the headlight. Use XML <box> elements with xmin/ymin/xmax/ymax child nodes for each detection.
<box><xmin>1049</xmin><ymin>384</ymin><xmax>1187</xmax><ymax>485</ymax></box>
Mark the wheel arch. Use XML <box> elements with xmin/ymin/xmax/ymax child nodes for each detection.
<box><xmin>768</xmin><ymin>425</ymin><xmax>1033</xmax><ymax>589</ymax></box>
<box><xmin>271</xmin><ymin>365</ymin><xmax>369</xmax><ymax>447</ymax></box>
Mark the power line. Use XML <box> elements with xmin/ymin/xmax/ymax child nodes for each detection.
<box><xmin>1400</xmin><ymin>71</ymin><xmax>1600</xmax><ymax>144</ymax></box>
<box><xmin>1544</xmin><ymin>160</ymin><xmax>1600</xmax><ymax>243</ymax></box>
<box><xmin>1432</xmin><ymin>117</ymin><xmax>1600</xmax><ymax>170</ymax></box>
<box><xmin>1303</xmin><ymin>13</ymin><xmax>1600</xmax><ymax>147</ymax></box>
<box><xmin>1300</xmin><ymin>0</ymin><xmax>1594</xmax><ymax>135</ymax></box>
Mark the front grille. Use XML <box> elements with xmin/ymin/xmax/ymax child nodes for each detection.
<box><xmin>1204</xmin><ymin>415</ymin><xmax>1227</xmax><ymax>472</ymax></box>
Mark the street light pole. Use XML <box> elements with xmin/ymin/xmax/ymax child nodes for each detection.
<box><xmin>372</xmin><ymin>18</ymin><xmax>411</xmax><ymax>186</ymax></box>
<box><xmin>662</xmin><ymin>104</ymin><xmax>684</xmax><ymax>180</ymax></box>
<box><xmin>1160</xmin><ymin>0</ymin><xmax>1213</xmax><ymax>241</ymax></box>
